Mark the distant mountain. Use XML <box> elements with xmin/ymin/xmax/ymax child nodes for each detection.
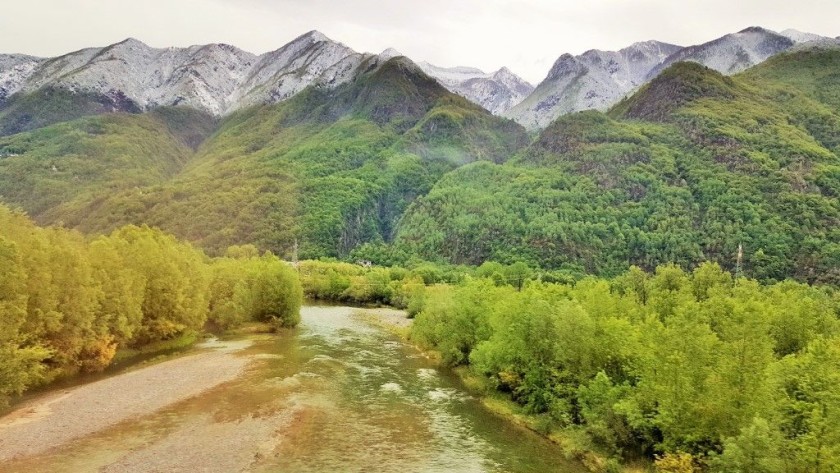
<box><xmin>231</xmin><ymin>31</ymin><xmax>357</xmax><ymax>110</ymax></box>
<box><xmin>644</xmin><ymin>27</ymin><xmax>793</xmax><ymax>80</ymax></box>
<box><xmin>779</xmin><ymin>28</ymin><xmax>833</xmax><ymax>43</ymax></box>
<box><xmin>0</xmin><ymin>54</ymin><xmax>43</xmax><ymax>102</ymax></box>
<box><xmin>4</xmin><ymin>26</ymin><xmax>836</xmax><ymax>133</ymax></box>
<box><xmin>504</xmin><ymin>40</ymin><xmax>681</xmax><ymax>129</ymax></box>
<box><xmin>17</xmin><ymin>38</ymin><xmax>258</xmax><ymax>116</ymax></box>
<box><xmin>0</xmin><ymin>51</ymin><xmax>528</xmax><ymax>258</ymax></box>
<box><xmin>418</xmin><ymin>62</ymin><xmax>534</xmax><ymax>114</ymax></box>
<box><xmin>507</xmin><ymin>26</ymin><xmax>840</xmax><ymax>130</ymax></box>
<box><xmin>0</xmin><ymin>31</ymin><xmax>534</xmax><ymax>126</ymax></box>
<box><xmin>0</xmin><ymin>32</ymin><xmax>401</xmax><ymax>123</ymax></box>
<box><xmin>397</xmin><ymin>46</ymin><xmax>840</xmax><ymax>283</ymax></box>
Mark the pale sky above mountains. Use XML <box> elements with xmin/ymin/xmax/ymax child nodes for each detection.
<box><xmin>1</xmin><ymin>0</ymin><xmax>837</xmax><ymax>83</ymax></box>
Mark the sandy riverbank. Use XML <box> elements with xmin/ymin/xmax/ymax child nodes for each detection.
<box><xmin>0</xmin><ymin>343</ymin><xmax>249</xmax><ymax>463</ymax></box>
<box><xmin>350</xmin><ymin>307</ymin><xmax>413</xmax><ymax>335</ymax></box>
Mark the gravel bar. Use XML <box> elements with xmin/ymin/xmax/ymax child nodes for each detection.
<box><xmin>0</xmin><ymin>349</ymin><xmax>249</xmax><ymax>462</ymax></box>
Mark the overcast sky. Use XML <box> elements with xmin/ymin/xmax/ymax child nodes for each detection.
<box><xmin>1</xmin><ymin>0</ymin><xmax>837</xmax><ymax>83</ymax></box>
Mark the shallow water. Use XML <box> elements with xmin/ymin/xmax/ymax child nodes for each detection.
<box><xmin>2</xmin><ymin>306</ymin><xmax>585</xmax><ymax>473</ymax></box>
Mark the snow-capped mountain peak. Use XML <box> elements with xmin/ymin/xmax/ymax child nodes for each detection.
<box><xmin>505</xmin><ymin>40</ymin><xmax>681</xmax><ymax>130</ymax></box>
<box><xmin>296</xmin><ymin>30</ymin><xmax>330</xmax><ymax>43</ymax></box>
<box><xmin>780</xmin><ymin>29</ymin><xmax>824</xmax><ymax>43</ymax></box>
<box><xmin>379</xmin><ymin>48</ymin><xmax>404</xmax><ymax>60</ymax></box>
<box><xmin>0</xmin><ymin>54</ymin><xmax>44</xmax><ymax>102</ymax></box>
<box><xmin>1</xmin><ymin>26</ymin><xmax>837</xmax><ymax>126</ymax></box>
<box><xmin>114</xmin><ymin>37</ymin><xmax>149</xmax><ymax>49</ymax></box>
<box><xmin>646</xmin><ymin>26</ymin><xmax>793</xmax><ymax>80</ymax></box>
<box><xmin>0</xmin><ymin>30</ymin><xmax>367</xmax><ymax>116</ymax></box>
<box><xmin>505</xmin><ymin>26</ymin><xmax>836</xmax><ymax>130</ymax></box>
<box><xmin>418</xmin><ymin>61</ymin><xmax>534</xmax><ymax>115</ymax></box>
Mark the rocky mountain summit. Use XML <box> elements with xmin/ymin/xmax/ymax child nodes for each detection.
<box><xmin>418</xmin><ymin>62</ymin><xmax>534</xmax><ymax>115</ymax></box>
<box><xmin>505</xmin><ymin>26</ymin><xmax>839</xmax><ymax>130</ymax></box>
<box><xmin>0</xmin><ymin>31</ymin><xmax>439</xmax><ymax>117</ymax></box>
<box><xmin>504</xmin><ymin>40</ymin><xmax>681</xmax><ymax>129</ymax></box>
<box><xmin>2</xmin><ymin>26</ymin><xmax>837</xmax><ymax>129</ymax></box>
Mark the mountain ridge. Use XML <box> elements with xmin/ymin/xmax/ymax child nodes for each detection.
<box><xmin>505</xmin><ymin>26</ymin><xmax>839</xmax><ymax>130</ymax></box>
<box><xmin>417</xmin><ymin>62</ymin><xmax>534</xmax><ymax>115</ymax></box>
<box><xmin>3</xmin><ymin>26</ymin><xmax>838</xmax><ymax>132</ymax></box>
<box><xmin>0</xmin><ymin>31</ymin><xmax>533</xmax><ymax>124</ymax></box>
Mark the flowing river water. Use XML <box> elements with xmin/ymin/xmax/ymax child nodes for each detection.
<box><xmin>0</xmin><ymin>306</ymin><xmax>586</xmax><ymax>473</ymax></box>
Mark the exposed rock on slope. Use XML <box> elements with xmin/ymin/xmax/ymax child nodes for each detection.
<box><xmin>0</xmin><ymin>54</ymin><xmax>43</xmax><ymax>102</ymax></box>
<box><xmin>645</xmin><ymin>27</ymin><xmax>794</xmax><ymax>80</ymax></box>
<box><xmin>2</xmin><ymin>31</ymin><xmax>363</xmax><ymax>116</ymax></box>
<box><xmin>419</xmin><ymin>62</ymin><xmax>534</xmax><ymax>114</ymax></box>
<box><xmin>507</xmin><ymin>27</ymin><xmax>838</xmax><ymax>130</ymax></box>
<box><xmin>504</xmin><ymin>40</ymin><xmax>681</xmax><ymax>129</ymax></box>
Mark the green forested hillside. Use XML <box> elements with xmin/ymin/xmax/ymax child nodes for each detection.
<box><xmin>411</xmin><ymin>263</ymin><xmax>840</xmax><ymax>471</ymax></box>
<box><xmin>0</xmin><ymin>50</ymin><xmax>839</xmax><ymax>282</ymax></box>
<box><xmin>0</xmin><ymin>58</ymin><xmax>527</xmax><ymax>258</ymax></box>
<box><xmin>0</xmin><ymin>111</ymin><xmax>201</xmax><ymax>221</ymax></box>
<box><xmin>0</xmin><ymin>203</ymin><xmax>302</xmax><ymax>404</ymax></box>
<box><xmin>0</xmin><ymin>87</ymin><xmax>143</xmax><ymax>136</ymax></box>
<box><xmin>395</xmin><ymin>52</ymin><xmax>840</xmax><ymax>284</ymax></box>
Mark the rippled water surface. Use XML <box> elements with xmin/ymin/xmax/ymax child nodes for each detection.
<box><xmin>5</xmin><ymin>306</ymin><xmax>585</xmax><ymax>473</ymax></box>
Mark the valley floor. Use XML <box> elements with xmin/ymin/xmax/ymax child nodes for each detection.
<box><xmin>0</xmin><ymin>307</ymin><xmax>583</xmax><ymax>473</ymax></box>
<box><xmin>0</xmin><ymin>340</ymin><xmax>250</xmax><ymax>470</ymax></box>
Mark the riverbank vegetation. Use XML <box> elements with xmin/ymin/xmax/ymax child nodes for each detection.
<box><xmin>410</xmin><ymin>263</ymin><xmax>840</xmax><ymax>472</ymax></box>
<box><xmin>0</xmin><ymin>205</ymin><xmax>302</xmax><ymax>405</ymax></box>
<box><xmin>298</xmin><ymin>259</ymin><xmax>552</xmax><ymax>315</ymax></box>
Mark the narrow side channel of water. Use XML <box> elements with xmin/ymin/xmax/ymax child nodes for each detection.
<box><xmin>0</xmin><ymin>306</ymin><xmax>586</xmax><ymax>473</ymax></box>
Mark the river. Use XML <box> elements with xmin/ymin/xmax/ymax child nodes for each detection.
<box><xmin>0</xmin><ymin>305</ymin><xmax>585</xmax><ymax>473</ymax></box>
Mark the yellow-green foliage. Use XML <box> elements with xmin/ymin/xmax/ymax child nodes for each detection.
<box><xmin>410</xmin><ymin>262</ymin><xmax>840</xmax><ymax>470</ymax></box>
<box><xmin>298</xmin><ymin>259</ymin><xmax>432</xmax><ymax>308</ymax></box>
<box><xmin>0</xmin><ymin>204</ymin><xmax>302</xmax><ymax>404</ymax></box>
<box><xmin>654</xmin><ymin>453</ymin><xmax>699</xmax><ymax>473</ymax></box>
<box><xmin>0</xmin><ymin>113</ymin><xmax>193</xmax><ymax>221</ymax></box>
<box><xmin>398</xmin><ymin>56</ymin><xmax>840</xmax><ymax>284</ymax></box>
<box><xmin>0</xmin><ymin>59</ymin><xmax>528</xmax><ymax>261</ymax></box>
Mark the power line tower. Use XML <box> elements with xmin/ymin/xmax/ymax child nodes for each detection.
<box><xmin>735</xmin><ymin>242</ymin><xmax>743</xmax><ymax>279</ymax></box>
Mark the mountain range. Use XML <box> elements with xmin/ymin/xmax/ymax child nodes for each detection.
<box><xmin>0</xmin><ymin>26</ymin><xmax>838</xmax><ymax>284</ymax></box>
<box><xmin>417</xmin><ymin>62</ymin><xmax>534</xmax><ymax>115</ymax></box>
<box><xmin>3</xmin><ymin>27</ymin><xmax>837</xmax><ymax>131</ymax></box>
<box><xmin>504</xmin><ymin>27</ymin><xmax>840</xmax><ymax>129</ymax></box>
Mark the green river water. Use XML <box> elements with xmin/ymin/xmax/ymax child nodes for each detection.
<box><xmin>3</xmin><ymin>305</ymin><xmax>587</xmax><ymax>473</ymax></box>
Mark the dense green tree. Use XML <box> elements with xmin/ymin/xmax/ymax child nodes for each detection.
<box><xmin>0</xmin><ymin>204</ymin><xmax>303</xmax><ymax>403</ymax></box>
<box><xmin>410</xmin><ymin>262</ymin><xmax>840</xmax><ymax>469</ymax></box>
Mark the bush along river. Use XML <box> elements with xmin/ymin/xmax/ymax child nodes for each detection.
<box><xmin>0</xmin><ymin>305</ymin><xmax>587</xmax><ymax>473</ymax></box>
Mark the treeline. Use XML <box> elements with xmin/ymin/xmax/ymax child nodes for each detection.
<box><xmin>298</xmin><ymin>259</ymin><xmax>553</xmax><ymax>315</ymax></box>
<box><xmin>410</xmin><ymin>262</ymin><xmax>840</xmax><ymax>472</ymax></box>
<box><xmin>394</xmin><ymin>54</ymin><xmax>840</xmax><ymax>286</ymax></box>
<box><xmin>0</xmin><ymin>205</ymin><xmax>301</xmax><ymax>404</ymax></box>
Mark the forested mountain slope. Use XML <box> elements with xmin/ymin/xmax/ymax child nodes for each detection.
<box><xmin>0</xmin><ymin>56</ymin><xmax>527</xmax><ymax>258</ymax></box>
<box><xmin>395</xmin><ymin>48</ymin><xmax>840</xmax><ymax>284</ymax></box>
<box><xmin>0</xmin><ymin>44</ymin><xmax>838</xmax><ymax>283</ymax></box>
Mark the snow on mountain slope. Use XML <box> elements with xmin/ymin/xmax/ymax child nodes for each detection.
<box><xmin>418</xmin><ymin>62</ymin><xmax>534</xmax><ymax>114</ymax></box>
<box><xmin>780</xmin><ymin>29</ymin><xmax>832</xmax><ymax>43</ymax></box>
<box><xmin>0</xmin><ymin>54</ymin><xmax>43</xmax><ymax>102</ymax></box>
<box><xmin>231</xmin><ymin>31</ymin><xmax>356</xmax><ymax>110</ymax></box>
<box><xmin>6</xmin><ymin>31</ymin><xmax>358</xmax><ymax>115</ymax></box>
<box><xmin>0</xmin><ymin>31</ymin><xmax>440</xmax><ymax>118</ymax></box>
<box><xmin>646</xmin><ymin>27</ymin><xmax>793</xmax><ymax>80</ymax></box>
<box><xmin>17</xmin><ymin>38</ymin><xmax>258</xmax><ymax>115</ymax></box>
<box><xmin>506</xmin><ymin>26</ymin><xmax>837</xmax><ymax>130</ymax></box>
<box><xmin>504</xmin><ymin>40</ymin><xmax>681</xmax><ymax>130</ymax></box>
<box><xmin>2</xmin><ymin>26</ymin><xmax>836</xmax><ymax>124</ymax></box>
